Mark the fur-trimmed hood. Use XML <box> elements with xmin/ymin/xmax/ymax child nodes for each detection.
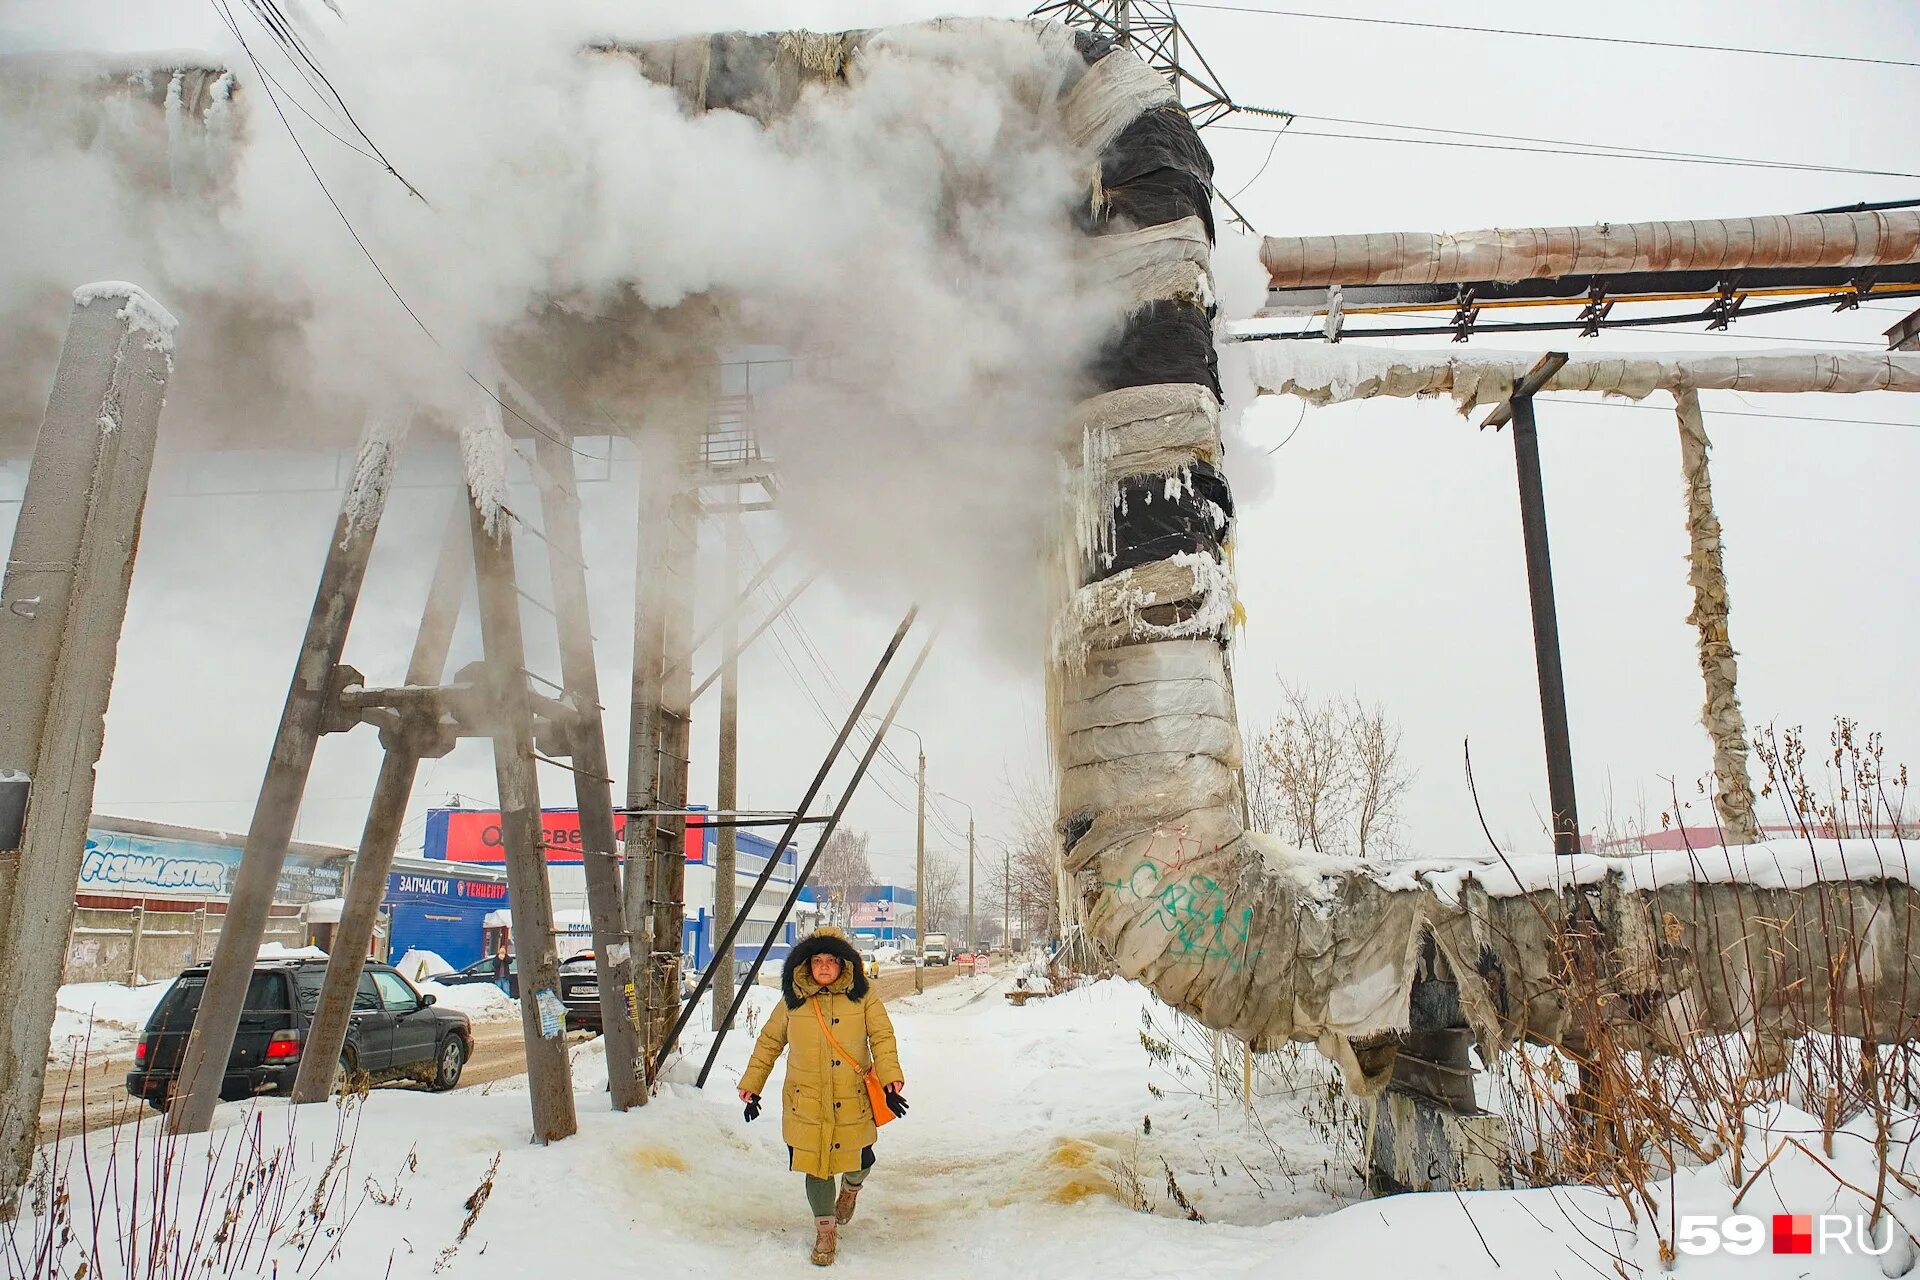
<box><xmin>780</xmin><ymin>926</ymin><xmax>869</xmax><ymax>1008</ymax></box>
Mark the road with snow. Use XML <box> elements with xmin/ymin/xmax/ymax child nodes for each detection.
<box><xmin>36</xmin><ymin>962</ymin><xmax>967</xmax><ymax>1140</ymax></box>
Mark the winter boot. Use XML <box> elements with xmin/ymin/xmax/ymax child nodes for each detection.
<box><xmin>834</xmin><ymin>1182</ymin><xmax>861</xmax><ymax>1224</ymax></box>
<box><xmin>810</xmin><ymin>1216</ymin><xmax>838</xmax><ymax>1266</ymax></box>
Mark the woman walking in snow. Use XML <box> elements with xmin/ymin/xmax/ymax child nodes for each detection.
<box><xmin>738</xmin><ymin>926</ymin><xmax>906</xmax><ymax>1267</ymax></box>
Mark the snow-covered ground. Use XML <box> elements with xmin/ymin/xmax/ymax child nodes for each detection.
<box><xmin>45</xmin><ymin>981</ymin><xmax>169</xmax><ymax>1066</ymax></box>
<box><xmin>15</xmin><ymin>972</ymin><xmax>1920</xmax><ymax>1278</ymax></box>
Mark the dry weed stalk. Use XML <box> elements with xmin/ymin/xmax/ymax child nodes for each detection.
<box><xmin>1492</xmin><ymin>719</ymin><xmax>1916</xmax><ymax>1260</ymax></box>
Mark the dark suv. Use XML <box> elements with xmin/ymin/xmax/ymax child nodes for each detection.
<box><xmin>127</xmin><ymin>957</ymin><xmax>473</xmax><ymax>1109</ymax></box>
<box><xmin>559</xmin><ymin>953</ymin><xmax>602</xmax><ymax>1032</ymax></box>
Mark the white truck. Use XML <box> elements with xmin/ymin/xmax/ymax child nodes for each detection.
<box><xmin>922</xmin><ymin>933</ymin><xmax>951</xmax><ymax>966</ymax></box>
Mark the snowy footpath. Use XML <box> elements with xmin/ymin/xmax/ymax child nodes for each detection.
<box><xmin>14</xmin><ymin>971</ymin><xmax>1919</xmax><ymax>1278</ymax></box>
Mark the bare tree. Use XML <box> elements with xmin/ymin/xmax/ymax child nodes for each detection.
<box><xmin>1347</xmin><ymin>697</ymin><xmax>1413</xmax><ymax>857</ymax></box>
<box><xmin>811</xmin><ymin>827</ymin><xmax>873</xmax><ymax>927</ymax></box>
<box><xmin>1245</xmin><ymin>683</ymin><xmax>1415</xmax><ymax>857</ymax></box>
<box><xmin>1252</xmin><ymin>683</ymin><xmax>1354</xmax><ymax>852</ymax></box>
<box><xmin>921</xmin><ymin>854</ymin><xmax>964</xmax><ymax>935</ymax></box>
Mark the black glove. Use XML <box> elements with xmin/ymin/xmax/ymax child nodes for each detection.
<box><xmin>743</xmin><ymin>1094</ymin><xmax>762</xmax><ymax>1123</ymax></box>
<box><xmin>884</xmin><ymin>1087</ymin><xmax>908</xmax><ymax>1118</ymax></box>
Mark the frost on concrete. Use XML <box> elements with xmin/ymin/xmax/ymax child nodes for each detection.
<box><xmin>340</xmin><ymin>414</ymin><xmax>404</xmax><ymax>543</ymax></box>
<box><xmin>70</xmin><ymin>282</ymin><xmax>177</xmax><ymax>355</ymax></box>
<box><xmin>459</xmin><ymin>396</ymin><xmax>513</xmax><ymax>538</ymax></box>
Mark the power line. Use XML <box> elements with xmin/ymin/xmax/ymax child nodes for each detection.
<box><xmin>1290</xmin><ymin>113</ymin><xmax>1909</xmax><ymax>179</ymax></box>
<box><xmin>212</xmin><ymin>0</ymin><xmax>604</xmax><ymax>463</ymax></box>
<box><xmin>1213</xmin><ymin>121</ymin><xmax>1920</xmax><ymax>181</ymax></box>
<box><xmin>735</xmin><ymin>537</ymin><xmax>974</xmax><ymax>842</ymax></box>
<box><xmin>1175</xmin><ymin>3</ymin><xmax>1920</xmax><ymax>70</ymax></box>
<box><xmin>1535</xmin><ymin>399</ymin><xmax>1919</xmax><ymax>432</ymax></box>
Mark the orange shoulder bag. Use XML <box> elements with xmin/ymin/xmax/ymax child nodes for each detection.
<box><xmin>810</xmin><ymin>996</ymin><xmax>895</xmax><ymax>1128</ymax></box>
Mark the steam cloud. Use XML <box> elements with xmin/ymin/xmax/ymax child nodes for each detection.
<box><xmin>0</xmin><ymin>1</ymin><xmax>1135</xmax><ymax>649</ymax></box>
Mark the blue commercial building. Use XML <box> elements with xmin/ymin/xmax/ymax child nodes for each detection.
<box><xmin>379</xmin><ymin>859</ymin><xmax>510</xmax><ymax>970</ymax></box>
<box><xmin>395</xmin><ymin>805</ymin><xmax>803</xmax><ymax>973</ymax></box>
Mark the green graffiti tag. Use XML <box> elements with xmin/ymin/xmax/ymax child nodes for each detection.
<box><xmin>1104</xmin><ymin>847</ymin><xmax>1258</xmax><ymax>969</ymax></box>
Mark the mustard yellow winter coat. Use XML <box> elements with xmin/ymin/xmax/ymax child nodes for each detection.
<box><xmin>739</xmin><ymin>934</ymin><xmax>904</xmax><ymax>1179</ymax></box>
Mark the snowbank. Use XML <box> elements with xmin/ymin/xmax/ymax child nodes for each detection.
<box><xmin>20</xmin><ymin>976</ymin><xmax>1920</xmax><ymax>1278</ymax></box>
<box><xmin>419</xmin><ymin>980</ymin><xmax>518</xmax><ymax>1024</ymax></box>
<box><xmin>46</xmin><ymin>980</ymin><xmax>169</xmax><ymax>1065</ymax></box>
<box><xmin>256</xmin><ymin>941</ymin><xmax>327</xmax><ymax>960</ymax></box>
<box><xmin>394</xmin><ymin>948</ymin><xmax>456</xmax><ymax>983</ymax></box>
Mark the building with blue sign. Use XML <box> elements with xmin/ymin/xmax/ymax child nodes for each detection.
<box><xmin>378</xmin><ymin>858</ymin><xmax>510</xmax><ymax>970</ymax></box>
<box><xmin>408</xmin><ymin>806</ymin><xmax>803</xmax><ymax>975</ymax></box>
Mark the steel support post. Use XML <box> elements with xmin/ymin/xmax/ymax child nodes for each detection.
<box><xmin>169</xmin><ymin>425</ymin><xmax>396</xmax><ymax>1135</ymax></box>
<box><xmin>654</xmin><ymin>608</ymin><xmax>918</xmax><ymax>1077</ymax></box>
<box><xmin>711</xmin><ymin>496</ymin><xmax>741</xmax><ymax>1025</ymax></box>
<box><xmin>532</xmin><ymin>425</ymin><xmax>645</xmax><ymax>1110</ymax></box>
<box><xmin>1508</xmin><ymin>384</ymin><xmax>1582</xmax><ymax>855</ymax></box>
<box><xmin>292</xmin><ymin>501</ymin><xmax>468</xmax><ymax>1103</ymax></box>
<box><xmin>0</xmin><ymin>287</ymin><xmax>171</xmax><ymax>1208</ymax></box>
<box><xmin>469</xmin><ymin>495</ymin><xmax>577</xmax><ymax>1142</ymax></box>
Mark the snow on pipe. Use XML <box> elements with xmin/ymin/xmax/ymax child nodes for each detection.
<box><xmin>1259</xmin><ymin>209</ymin><xmax>1920</xmax><ymax>289</ymax></box>
<box><xmin>1242</xmin><ymin>345</ymin><xmax>1920</xmax><ymax>410</ymax></box>
<box><xmin>1046</xmin><ymin>40</ymin><xmax>1920</xmax><ymax>1095</ymax></box>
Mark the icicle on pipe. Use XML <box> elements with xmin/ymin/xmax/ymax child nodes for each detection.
<box><xmin>1036</xmin><ymin>32</ymin><xmax>1920</xmax><ymax>1095</ymax></box>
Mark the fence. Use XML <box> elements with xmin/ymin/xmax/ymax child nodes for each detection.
<box><xmin>62</xmin><ymin>905</ymin><xmax>309</xmax><ymax>986</ymax></box>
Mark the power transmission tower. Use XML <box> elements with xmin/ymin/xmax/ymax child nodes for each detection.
<box><xmin>1030</xmin><ymin>1</ymin><xmax>1237</xmax><ymax>127</ymax></box>
<box><xmin>1030</xmin><ymin>1</ymin><xmax>1258</xmax><ymax>230</ymax></box>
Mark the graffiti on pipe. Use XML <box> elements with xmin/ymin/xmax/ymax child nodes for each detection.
<box><xmin>1103</xmin><ymin>828</ymin><xmax>1258</xmax><ymax>969</ymax></box>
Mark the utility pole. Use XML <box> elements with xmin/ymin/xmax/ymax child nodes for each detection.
<box><xmin>966</xmin><ymin>814</ymin><xmax>975</xmax><ymax>956</ymax></box>
<box><xmin>914</xmin><ymin>746</ymin><xmax>926</xmax><ymax>994</ymax></box>
<box><xmin>1002</xmin><ymin>849</ymin><xmax>1010</xmax><ymax>956</ymax></box>
<box><xmin>712</xmin><ymin>490</ymin><xmax>741</xmax><ymax>1024</ymax></box>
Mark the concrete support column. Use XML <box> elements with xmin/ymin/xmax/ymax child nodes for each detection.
<box><xmin>712</xmin><ymin>497</ymin><xmax>741</xmax><ymax>1024</ymax></box>
<box><xmin>0</xmin><ymin>286</ymin><xmax>173</xmax><ymax>1212</ymax></box>
<box><xmin>168</xmin><ymin>422</ymin><xmax>397</xmax><ymax>1135</ymax></box>
<box><xmin>625</xmin><ymin>396</ymin><xmax>702</xmax><ymax>1080</ymax></box>
<box><xmin>469</xmin><ymin>487</ymin><xmax>577</xmax><ymax>1142</ymax></box>
<box><xmin>531</xmin><ymin>424</ymin><xmax>645</xmax><ymax>1111</ymax></box>
<box><xmin>291</xmin><ymin>501</ymin><xmax>467</xmax><ymax>1103</ymax></box>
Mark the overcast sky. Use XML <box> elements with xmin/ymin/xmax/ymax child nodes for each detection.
<box><xmin>4</xmin><ymin>0</ymin><xmax>1918</xmax><ymax>892</ymax></box>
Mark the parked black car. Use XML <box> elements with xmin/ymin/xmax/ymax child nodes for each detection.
<box><xmin>559</xmin><ymin>953</ymin><xmax>603</xmax><ymax>1032</ymax></box>
<box><xmin>442</xmin><ymin>955</ymin><xmax>518</xmax><ymax>999</ymax></box>
<box><xmin>126</xmin><ymin>957</ymin><xmax>472</xmax><ymax>1110</ymax></box>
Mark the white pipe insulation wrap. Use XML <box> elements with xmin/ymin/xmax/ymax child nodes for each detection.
<box><xmin>1048</xmin><ymin>34</ymin><xmax>1920</xmax><ymax>1097</ymax></box>
<box><xmin>1260</xmin><ymin>209</ymin><xmax>1920</xmax><ymax>289</ymax></box>
<box><xmin>1240</xmin><ymin>344</ymin><xmax>1920</xmax><ymax>409</ymax></box>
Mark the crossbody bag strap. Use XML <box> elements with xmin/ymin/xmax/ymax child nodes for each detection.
<box><xmin>809</xmin><ymin>996</ymin><xmax>873</xmax><ymax>1076</ymax></box>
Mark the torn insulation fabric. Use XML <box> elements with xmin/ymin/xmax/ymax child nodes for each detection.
<box><xmin>1047</xmin><ymin>31</ymin><xmax>1920</xmax><ymax>1097</ymax></box>
<box><xmin>1242</xmin><ymin>344</ymin><xmax>1920</xmax><ymax>409</ymax></box>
